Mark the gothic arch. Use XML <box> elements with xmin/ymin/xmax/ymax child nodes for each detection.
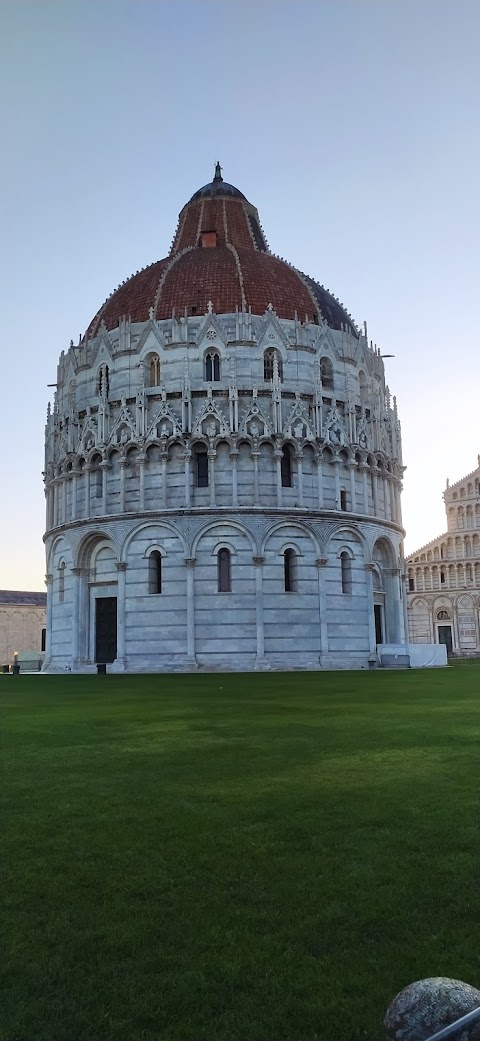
<box><xmin>75</xmin><ymin>530</ymin><xmax>119</xmax><ymax>569</ymax></box>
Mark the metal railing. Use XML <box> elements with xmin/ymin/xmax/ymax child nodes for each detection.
<box><xmin>423</xmin><ymin>1006</ymin><xmax>480</xmax><ymax>1041</ymax></box>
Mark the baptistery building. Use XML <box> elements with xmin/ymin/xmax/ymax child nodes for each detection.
<box><xmin>43</xmin><ymin>165</ymin><xmax>408</xmax><ymax>672</ymax></box>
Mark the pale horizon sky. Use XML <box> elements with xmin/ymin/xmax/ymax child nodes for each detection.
<box><xmin>1</xmin><ymin>0</ymin><xmax>479</xmax><ymax>591</ymax></box>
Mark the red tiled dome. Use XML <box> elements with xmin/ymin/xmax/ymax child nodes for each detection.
<box><xmin>86</xmin><ymin>169</ymin><xmax>357</xmax><ymax>340</ymax></box>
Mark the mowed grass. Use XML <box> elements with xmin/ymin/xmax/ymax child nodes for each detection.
<box><xmin>1</xmin><ymin>669</ymin><xmax>479</xmax><ymax>1041</ymax></box>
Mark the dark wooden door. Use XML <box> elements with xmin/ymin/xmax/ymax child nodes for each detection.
<box><xmin>438</xmin><ymin>625</ymin><xmax>453</xmax><ymax>656</ymax></box>
<box><xmin>95</xmin><ymin>597</ymin><xmax>117</xmax><ymax>663</ymax></box>
<box><xmin>374</xmin><ymin>604</ymin><xmax>384</xmax><ymax>645</ymax></box>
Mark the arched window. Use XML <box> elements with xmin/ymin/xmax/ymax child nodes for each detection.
<box><xmin>281</xmin><ymin>444</ymin><xmax>293</xmax><ymax>488</ymax></box>
<box><xmin>58</xmin><ymin>561</ymin><xmax>65</xmax><ymax>604</ymax></box>
<box><xmin>284</xmin><ymin>549</ymin><xmax>298</xmax><ymax>592</ymax></box>
<box><xmin>196</xmin><ymin>450</ymin><xmax>208</xmax><ymax>487</ymax></box>
<box><xmin>263</xmin><ymin>349</ymin><xmax>283</xmax><ymax>381</ymax></box>
<box><xmin>320</xmin><ymin>357</ymin><xmax>334</xmax><ymax>391</ymax></box>
<box><xmin>149</xmin><ymin>551</ymin><xmax>162</xmax><ymax>594</ymax></box>
<box><xmin>340</xmin><ymin>489</ymin><xmax>347</xmax><ymax>511</ymax></box>
<box><xmin>205</xmin><ymin>351</ymin><xmax>220</xmax><ymax>382</ymax></box>
<box><xmin>340</xmin><ymin>552</ymin><xmax>352</xmax><ymax>594</ymax></box>
<box><xmin>149</xmin><ymin>355</ymin><xmax>161</xmax><ymax>387</ymax></box>
<box><xmin>217</xmin><ymin>548</ymin><xmax>231</xmax><ymax>592</ymax></box>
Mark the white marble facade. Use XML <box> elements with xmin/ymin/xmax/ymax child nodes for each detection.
<box><xmin>43</xmin><ymin>303</ymin><xmax>408</xmax><ymax>672</ymax></box>
<box><xmin>406</xmin><ymin>460</ymin><xmax>480</xmax><ymax>657</ymax></box>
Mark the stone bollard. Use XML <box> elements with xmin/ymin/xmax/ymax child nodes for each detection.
<box><xmin>385</xmin><ymin>978</ymin><xmax>480</xmax><ymax>1041</ymax></box>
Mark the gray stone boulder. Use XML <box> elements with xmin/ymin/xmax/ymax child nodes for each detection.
<box><xmin>384</xmin><ymin>977</ymin><xmax>480</xmax><ymax>1041</ymax></box>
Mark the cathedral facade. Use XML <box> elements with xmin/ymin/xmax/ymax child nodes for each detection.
<box><xmin>406</xmin><ymin>460</ymin><xmax>480</xmax><ymax>656</ymax></box>
<box><xmin>43</xmin><ymin>167</ymin><xmax>408</xmax><ymax>672</ymax></box>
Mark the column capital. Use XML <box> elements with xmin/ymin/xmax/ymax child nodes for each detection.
<box><xmin>364</xmin><ymin>563</ymin><xmax>377</xmax><ymax>573</ymax></box>
<box><xmin>315</xmin><ymin>558</ymin><xmax>328</xmax><ymax>568</ymax></box>
<box><xmin>45</xmin><ymin>573</ymin><xmax>53</xmax><ymax>585</ymax></box>
<box><xmin>116</xmin><ymin>561</ymin><xmax>128</xmax><ymax>572</ymax></box>
<box><xmin>119</xmin><ymin>458</ymin><xmax>129</xmax><ymax>469</ymax></box>
<box><xmin>184</xmin><ymin>557</ymin><xmax>196</xmax><ymax>569</ymax></box>
<box><xmin>253</xmin><ymin>555</ymin><xmax>265</xmax><ymax>567</ymax></box>
<box><xmin>71</xmin><ymin>567</ymin><xmax>87</xmax><ymax>577</ymax></box>
<box><xmin>385</xmin><ymin>567</ymin><xmax>400</xmax><ymax>576</ymax></box>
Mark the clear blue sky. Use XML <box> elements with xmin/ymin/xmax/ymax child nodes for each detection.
<box><xmin>1</xmin><ymin>0</ymin><xmax>479</xmax><ymax>590</ymax></box>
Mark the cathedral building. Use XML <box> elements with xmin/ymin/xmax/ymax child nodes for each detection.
<box><xmin>406</xmin><ymin>459</ymin><xmax>480</xmax><ymax>656</ymax></box>
<box><xmin>43</xmin><ymin>165</ymin><xmax>410</xmax><ymax>672</ymax></box>
<box><xmin>0</xmin><ymin>591</ymin><xmax>46</xmax><ymax>667</ymax></box>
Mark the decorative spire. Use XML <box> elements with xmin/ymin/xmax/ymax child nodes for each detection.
<box><xmin>214</xmin><ymin>161</ymin><xmax>223</xmax><ymax>182</ymax></box>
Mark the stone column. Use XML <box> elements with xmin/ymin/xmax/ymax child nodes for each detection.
<box><xmin>401</xmin><ymin>570</ymin><xmax>409</xmax><ymax>644</ymax></box>
<box><xmin>100</xmin><ymin>461</ymin><xmax>110</xmax><ymax>515</ymax></box>
<box><xmin>386</xmin><ymin>567</ymin><xmax>403</xmax><ymax>642</ymax></box>
<box><xmin>349</xmin><ymin>463</ymin><xmax>357</xmax><ymax>512</ymax></box>
<box><xmin>296</xmin><ymin>449</ymin><xmax>304</xmax><ymax>507</ymax></box>
<box><xmin>372</xmin><ymin>469</ymin><xmax>379</xmax><ymax>516</ymax></box>
<box><xmin>361</xmin><ymin>465</ymin><xmax>369</xmax><ymax>515</ymax></box>
<box><xmin>185</xmin><ymin>558</ymin><xmax>196</xmax><ymax>661</ymax></box>
<box><xmin>184</xmin><ymin>449</ymin><xmax>191</xmax><ymax>507</ymax></box>
<box><xmin>52</xmin><ymin>478</ymin><xmax>59</xmax><ymax>527</ymax></box>
<box><xmin>316</xmin><ymin>453</ymin><xmax>324</xmax><ymax>508</ymax></box>
<box><xmin>230</xmin><ymin>447</ymin><xmax>238</xmax><ymax>507</ymax></box>
<box><xmin>386</xmin><ymin>479</ymin><xmax>393</xmax><ymax>522</ymax></box>
<box><xmin>78</xmin><ymin>566</ymin><xmax>88</xmax><ymax>663</ymax></box>
<box><xmin>71</xmin><ymin>469</ymin><xmax>79</xmax><ymax>522</ymax></box>
<box><xmin>334</xmin><ymin>460</ymin><xmax>341</xmax><ymax>509</ymax></box>
<box><xmin>84</xmin><ymin>465</ymin><xmax>92</xmax><ymax>518</ymax></box>
<box><xmin>115</xmin><ymin>562</ymin><xmax>127</xmax><ymax>668</ymax></box>
<box><xmin>138</xmin><ymin>454</ymin><xmax>146</xmax><ymax>510</ymax></box>
<box><xmin>365</xmin><ymin>564</ymin><xmax>377</xmax><ymax>656</ymax></box>
<box><xmin>62</xmin><ymin>476</ymin><xmax>67</xmax><ymax>525</ymax></box>
<box><xmin>45</xmin><ymin>484</ymin><xmax>52</xmax><ymax>530</ymax></box>
<box><xmin>119</xmin><ymin>459</ymin><xmax>128</xmax><ymax>514</ymax></box>
<box><xmin>44</xmin><ymin>573</ymin><xmax>53</xmax><ymax>663</ymax></box>
<box><xmin>274</xmin><ymin>447</ymin><xmax>283</xmax><ymax>507</ymax></box>
<box><xmin>394</xmin><ymin>480</ymin><xmax>402</xmax><ymax>526</ymax></box>
<box><xmin>161</xmin><ymin>450</ymin><xmax>168</xmax><ymax>508</ymax></box>
<box><xmin>253</xmin><ymin>556</ymin><xmax>265</xmax><ymax>665</ymax></box>
<box><xmin>315</xmin><ymin>558</ymin><xmax>328</xmax><ymax>658</ymax></box>
<box><xmin>71</xmin><ymin>567</ymin><xmax>82</xmax><ymax>667</ymax></box>
<box><xmin>252</xmin><ymin>447</ymin><xmax>260</xmax><ymax>505</ymax></box>
<box><xmin>208</xmin><ymin>448</ymin><xmax>216</xmax><ymax>507</ymax></box>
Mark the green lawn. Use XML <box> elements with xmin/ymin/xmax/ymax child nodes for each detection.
<box><xmin>1</xmin><ymin>669</ymin><xmax>479</xmax><ymax>1041</ymax></box>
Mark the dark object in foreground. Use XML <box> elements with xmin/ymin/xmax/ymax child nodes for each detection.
<box><xmin>385</xmin><ymin>978</ymin><xmax>480</xmax><ymax>1041</ymax></box>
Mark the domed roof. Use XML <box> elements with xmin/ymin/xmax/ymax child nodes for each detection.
<box><xmin>86</xmin><ymin>167</ymin><xmax>358</xmax><ymax>340</ymax></box>
<box><xmin>189</xmin><ymin>162</ymin><xmax>247</xmax><ymax>202</ymax></box>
